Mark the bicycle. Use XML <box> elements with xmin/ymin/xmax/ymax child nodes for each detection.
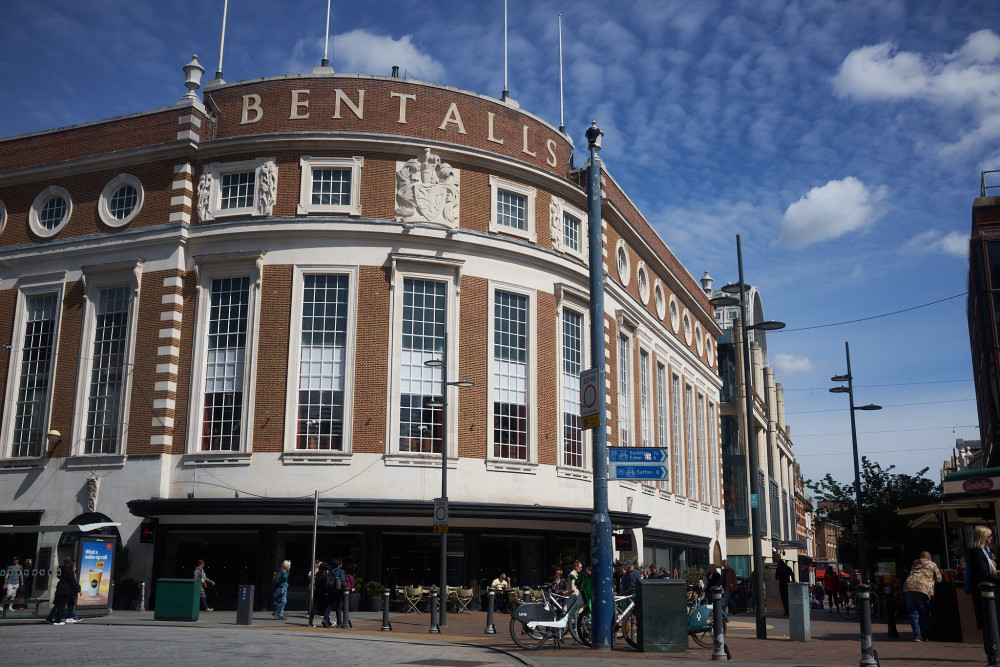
<box><xmin>687</xmin><ymin>583</ymin><xmax>728</xmax><ymax>648</ymax></box>
<box><xmin>574</xmin><ymin>592</ymin><xmax>638</xmax><ymax>649</ymax></box>
<box><xmin>508</xmin><ymin>585</ymin><xmax>584</xmax><ymax>649</ymax></box>
<box><xmin>838</xmin><ymin>587</ymin><xmax>881</xmax><ymax>621</ymax></box>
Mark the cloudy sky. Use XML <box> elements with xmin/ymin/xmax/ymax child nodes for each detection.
<box><xmin>1</xmin><ymin>0</ymin><xmax>994</xmax><ymax>489</ymax></box>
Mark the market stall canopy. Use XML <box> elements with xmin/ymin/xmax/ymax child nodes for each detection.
<box><xmin>942</xmin><ymin>468</ymin><xmax>1000</xmax><ymax>499</ymax></box>
<box><xmin>896</xmin><ymin>501</ymin><xmax>994</xmax><ymax>528</ymax></box>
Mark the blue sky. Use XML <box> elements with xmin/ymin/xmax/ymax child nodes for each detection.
<box><xmin>1</xmin><ymin>0</ymin><xmax>995</xmax><ymax>489</ymax></box>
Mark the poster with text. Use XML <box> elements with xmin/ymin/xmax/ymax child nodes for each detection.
<box><xmin>76</xmin><ymin>537</ymin><xmax>115</xmax><ymax>608</ymax></box>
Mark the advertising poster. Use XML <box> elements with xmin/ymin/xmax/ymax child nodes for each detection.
<box><xmin>76</xmin><ymin>537</ymin><xmax>115</xmax><ymax>609</ymax></box>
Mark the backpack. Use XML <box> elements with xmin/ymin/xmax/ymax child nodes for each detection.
<box><xmin>273</xmin><ymin>570</ymin><xmax>283</xmax><ymax>586</ymax></box>
<box><xmin>344</xmin><ymin>572</ymin><xmax>355</xmax><ymax>592</ymax></box>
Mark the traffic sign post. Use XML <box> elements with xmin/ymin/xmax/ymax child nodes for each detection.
<box><xmin>433</xmin><ymin>498</ymin><xmax>448</xmax><ymax>531</ymax></box>
<box><xmin>610</xmin><ymin>463</ymin><xmax>668</xmax><ymax>480</ymax></box>
<box><xmin>580</xmin><ymin>369</ymin><xmax>605</xmax><ymax>430</ymax></box>
<box><xmin>608</xmin><ymin>447</ymin><xmax>669</xmax><ymax>480</ymax></box>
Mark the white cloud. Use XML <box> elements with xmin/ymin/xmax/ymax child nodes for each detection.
<box><xmin>286</xmin><ymin>30</ymin><xmax>445</xmax><ymax>82</ymax></box>
<box><xmin>903</xmin><ymin>230</ymin><xmax>969</xmax><ymax>258</ymax></box>
<box><xmin>778</xmin><ymin>177</ymin><xmax>886</xmax><ymax>249</ymax></box>
<box><xmin>773</xmin><ymin>353</ymin><xmax>816</xmax><ymax>376</ymax></box>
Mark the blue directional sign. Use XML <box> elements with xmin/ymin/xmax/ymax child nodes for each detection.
<box><xmin>609</xmin><ymin>447</ymin><xmax>668</xmax><ymax>463</ymax></box>
<box><xmin>611</xmin><ymin>464</ymin><xmax>668</xmax><ymax>480</ymax></box>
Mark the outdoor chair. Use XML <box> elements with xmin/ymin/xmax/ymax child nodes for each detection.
<box><xmin>403</xmin><ymin>585</ymin><xmax>424</xmax><ymax>613</ymax></box>
<box><xmin>454</xmin><ymin>587</ymin><xmax>474</xmax><ymax>613</ymax></box>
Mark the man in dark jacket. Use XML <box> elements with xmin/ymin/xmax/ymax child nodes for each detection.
<box><xmin>52</xmin><ymin>559</ymin><xmax>81</xmax><ymax>625</ymax></box>
<box><xmin>776</xmin><ymin>559</ymin><xmax>794</xmax><ymax>616</ymax></box>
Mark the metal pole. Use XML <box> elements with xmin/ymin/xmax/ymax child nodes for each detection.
<box><xmin>586</xmin><ymin>121</ymin><xmax>613</xmax><ymax>651</ymax></box>
<box><xmin>711</xmin><ymin>585</ymin><xmax>728</xmax><ymax>660</ymax></box>
<box><xmin>439</xmin><ymin>339</ymin><xmax>448</xmax><ymax>626</ymax></box>
<box><xmin>857</xmin><ymin>584</ymin><xmax>877</xmax><ymax>666</ymax></box>
<box><xmin>307</xmin><ymin>489</ymin><xmax>318</xmax><ymax>624</ymax></box>
<box><xmin>845</xmin><ymin>343</ymin><xmax>867</xmax><ymax>583</ymax></box>
<box><xmin>980</xmin><ymin>583</ymin><xmax>1000</xmax><ymax>666</ymax></box>
<box><xmin>485</xmin><ymin>588</ymin><xmax>496</xmax><ymax>634</ymax></box>
<box><xmin>737</xmin><ymin>235</ymin><xmax>767</xmax><ymax>640</ymax></box>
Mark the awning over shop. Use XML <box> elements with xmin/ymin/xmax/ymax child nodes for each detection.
<box><xmin>0</xmin><ymin>522</ymin><xmax>121</xmax><ymax>533</ymax></box>
<box><xmin>896</xmin><ymin>500</ymin><xmax>996</xmax><ymax>528</ymax></box>
<box><xmin>127</xmin><ymin>498</ymin><xmax>651</xmax><ymax>529</ymax></box>
<box><xmin>942</xmin><ymin>467</ymin><xmax>1000</xmax><ymax>499</ymax></box>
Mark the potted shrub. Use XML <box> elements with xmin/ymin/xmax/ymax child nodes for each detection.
<box><xmin>361</xmin><ymin>579</ymin><xmax>384</xmax><ymax>611</ymax></box>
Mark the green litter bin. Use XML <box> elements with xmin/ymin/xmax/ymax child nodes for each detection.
<box><xmin>154</xmin><ymin>578</ymin><xmax>201</xmax><ymax>621</ymax></box>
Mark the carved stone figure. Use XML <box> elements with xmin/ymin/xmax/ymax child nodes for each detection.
<box><xmin>197</xmin><ymin>173</ymin><xmax>213</xmax><ymax>221</ymax></box>
<box><xmin>550</xmin><ymin>197</ymin><xmax>562</xmax><ymax>251</ymax></box>
<box><xmin>257</xmin><ymin>161</ymin><xmax>278</xmax><ymax>216</ymax></box>
<box><xmin>86</xmin><ymin>475</ymin><xmax>100</xmax><ymax>513</ymax></box>
<box><xmin>395</xmin><ymin>148</ymin><xmax>460</xmax><ymax>226</ymax></box>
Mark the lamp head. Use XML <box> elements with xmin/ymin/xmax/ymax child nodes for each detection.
<box><xmin>720</xmin><ymin>282</ymin><xmax>745</xmax><ymax>294</ymax></box>
<box><xmin>47</xmin><ymin>429</ymin><xmax>62</xmax><ymax>445</ymax></box>
<box><xmin>830</xmin><ymin>386</ymin><xmax>850</xmax><ymax>394</ymax></box>
<box><xmin>709</xmin><ymin>295</ymin><xmax>739</xmax><ymax>308</ymax></box>
<box><xmin>831</xmin><ymin>374</ymin><xmax>850</xmax><ymax>382</ymax></box>
<box><xmin>424</xmin><ymin>359</ymin><xmax>444</xmax><ymax>368</ymax></box>
<box><xmin>748</xmin><ymin>320</ymin><xmax>785</xmax><ymax>331</ymax></box>
<box><xmin>585</xmin><ymin>121</ymin><xmax>603</xmax><ymax>152</ymax></box>
<box><xmin>855</xmin><ymin>404</ymin><xmax>882</xmax><ymax>411</ymax></box>
<box><xmin>453</xmin><ymin>380</ymin><xmax>475</xmax><ymax>388</ymax></box>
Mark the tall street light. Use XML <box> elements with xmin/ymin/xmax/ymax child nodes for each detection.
<box><xmin>713</xmin><ymin>234</ymin><xmax>785</xmax><ymax>641</ymax></box>
<box><xmin>585</xmin><ymin>120</ymin><xmax>614</xmax><ymax>651</ymax></box>
<box><xmin>424</xmin><ymin>343</ymin><xmax>473</xmax><ymax>627</ymax></box>
<box><xmin>829</xmin><ymin>341</ymin><xmax>881</xmax><ymax>584</ymax></box>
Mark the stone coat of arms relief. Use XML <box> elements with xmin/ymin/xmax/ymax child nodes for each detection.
<box><xmin>395</xmin><ymin>148</ymin><xmax>460</xmax><ymax>226</ymax></box>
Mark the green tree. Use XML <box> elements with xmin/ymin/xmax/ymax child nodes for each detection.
<box><xmin>807</xmin><ymin>457</ymin><xmax>939</xmax><ymax>570</ymax></box>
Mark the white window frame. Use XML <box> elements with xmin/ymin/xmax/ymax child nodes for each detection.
<box><xmin>671</xmin><ymin>372</ymin><xmax>683</xmax><ymax>494</ymax></box>
<box><xmin>29</xmin><ymin>185</ymin><xmax>73</xmax><ymax>238</ymax></box>
<box><xmin>0</xmin><ymin>272</ymin><xmax>67</xmax><ymax>460</ymax></box>
<box><xmin>653</xmin><ymin>279</ymin><xmax>666</xmax><ymax>320</ymax></box>
<box><xmin>669</xmin><ymin>295</ymin><xmax>680</xmax><ymax>333</ymax></box>
<box><xmin>709</xmin><ymin>401</ymin><xmax>719</xmax><ymax>506</ymax></box>
<box><xmin>550</xmin><ymin>197</ymin><xmax>587</xmax><ymax>261</ymax></box>
<box><xmin>655</xmin><ymin>359</ymin><xmax>669</xmax><ymax>487</ymax></box>
<box><xmin>615</xmin><ymin>239</ymin><xmax>631</xmax><ymax>285</ymax></box>
<box><xmin>489</xmin><ymin>176</ymin><xmax>537</xmax><ymax>242</ymax></box>
<box><xmin>71</xmin><ymin>261</ymin><xmax>142</xmax><ymax>457</ymax></box>
<box><xmin>386</xmin><ymin>253</ymin><xmax>464</xmax><ymax>461</ymax></box>
<box><xmin>706</xmin><ymin>335</ymin><xmax>715</xmax><ymax>366</ymax></box>
<box><xmin>199</xmin><ymin>157</ymin><xmax>276</xmax><ymax>222</ymax></box>
<box><xmin>639</xmin><ymin>348</ymin><xmax>651</xmax><ymax>448</ymax></box>
<box><xmin>185</xmin><ymin>251</ymin><xmax>265</xmax><ymax>455</ymax></box>
<box><xmin>297</xmin><ymin>156</ymin><xmax>364</xmax><ymax>216</ymax></box>
<box><xmin>98</xmin><ymin>173</ymin><xmax>144</xmax><ymax>228</ymax></box>
<box><xmin>695</xmin><ymin>322</ymin><xmax>704</xmax><ymax>356</ymax></box>
<box><xmin>685</xmin><ymin>383</ymin><xmax>696</xmax><ymax>498</ymax></box>
<box><xmin>0</xmin><ymin>199</ymin><xmax>7</xmax><ymax>235</ymax></box>
<box><xmin>636</xmin><ymin>261</ymin><xmax>650</xmax><ymax>305</ymax></box>
<box><xmin>284</xmin><ymin>265</ymin><xmax>359</xmax><ymax>455</ymax></box>
<box><xmin>487</xmin><ymin>280</ymin><xmax>537</xmax><ymax>465</ymax></box>
<box><xmin>682</xmin><ymin>309</ymin><xmax>693</xmax><ymax>346</ymax></box>
<box><xmin>557</xmin><ymin>294</ymin><xmax>590</xmax><ymax>471</ymax></box>
<box><xmin>697</xmin><ymin>391</ymin><xmax>708</xmax><ymax>503</ymax></box>
<box><xmin>617</xmin><ymin>331</ymin><xmax>632</xmax><ymax>447</ymax></box>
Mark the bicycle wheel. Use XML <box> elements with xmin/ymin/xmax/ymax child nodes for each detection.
<box><xmin>574</xmin><ymin>608</ymin><xmax>593</xmax><ymax>647</ymax></box>
<box><xmin>621</xmin><ymin>609</ymin><xmax>639</xmax><ymax>649</ymax></box>
<box><xmin>509</xmin><ymin>616</ymin><xmax>548</xmax><ymax>650</ymax></box>
<box><xmin>838</xmin><ymin>596</ymin><xmax>858</xmax><ymax>621</ymax></box>
<box><xmin>690</xmin><ymin>623</ymin><xmax>713</xmax><ymax>648</ymax></box>
<box><xmin>569</xmin><ymin>606</ymin><xmax>589</xmax><ymax>646</ymax></box>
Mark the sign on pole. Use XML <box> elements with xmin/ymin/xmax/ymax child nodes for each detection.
<box><xmin>580</xmin><ymin>369</ymin><xmax>605</xmax><ymax>430</ymax></box>
<box><xmin>609</xmin><ymin>447</ymin><xmax>669</xmax><ymax>480</ymax></box>
<box><xmin>433</xmin><ymin>498</ymin><xmax>448</xmax><ymax>532</ymax></box>
<box><xmin>750</xmin><ymin>493</ymin><xmax>758</xmax><ymax>509</ymax></box>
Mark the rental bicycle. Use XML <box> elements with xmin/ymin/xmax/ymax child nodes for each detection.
<box><xmin>574</xmin><ymin>592</ymin><xmax>638</xmax><ymax>649</ymax></box>
<box><xmin>687</xmin><ymin>583</ymin><xmax>728</xmax><ymax>648</ymax></box>
<box><xmin>508</xmin><ymin>585</ymin><xmax>584</xmax><ymax>649</ymax></box>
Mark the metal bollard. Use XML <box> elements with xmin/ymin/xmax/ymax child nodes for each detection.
<box><xmin>856</xmin><ymin>584</ymin><xmax>877</xmax><ymax>667</ymax></box>
<box><xmin>429</xmin><ymin>589</ymin><xmax>440</xmax><ymax>633</ymax></box>
<box><xmin>485</xmin><ymin>589</ymin><xmax>496</xmax><ymax>634</ymax></box>
<box><xmin>711</xmin><ymin>586</ymin><xmax>729</xmax><ymax>661</ymax></box>
<box><xmin>139</xmin><ymin>580</ymin><xmax>146</xmax><ymax>612</ymax></box>
<box><xmin>522</xmin><ymin>586</ymin><xmax>531</xmax><ymax>603</ymax></box>
<box><xmin>381</xmin><ymin>587</ymin><xmax>392</xmax><ymax>631</ymax></box>
<box><xmin>883</xmin><ymin>586</ymin><xmax>898</xmax><ymax>639</ymax></box>
<box><xmin>980</xmin><ymin>583</ymin><xmax>1000</xmax><ymax>667</ymax></box>
<box><xmin>341</xmin><ymin>587</ymin><xmax>352</xmax><ymax>629</ymax></box>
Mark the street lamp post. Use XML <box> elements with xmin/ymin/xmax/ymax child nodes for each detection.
<box><xmin>424</xmin><ymin>342</ymin><xmax>473</xmax><ymax>627</ymax></box>
<box><xmin>585</xmin><ymin>120</ymin><xmax>614</xmax><ymax>651</ymax></box>
<box><xmin>830</xmin><ymin>341</ymin><xmax>881</xmax><ymax>584</ymax></box>
<box><xmin>714</xmin><ymin>234</ymin><xmax>784</xmax><ymax>640</ymax></box>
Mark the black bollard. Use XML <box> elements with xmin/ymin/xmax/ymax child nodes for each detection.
<box><xmin>883</xmin><ymin>586</ymin><xmax>898</xmax><ymax>639</ymax></box>
<box><xmin>485</xmin><ymin>589</ymin><xmax>496</xmax><ymax>634</ymax></box>
<box><xmin>857</xmin><ymin>584</ymin><xmax>877</xmax><ymax>667</ymax></box>
<box><xmin>429</xmin><ymin>589</ymin><xmax>440</xmax><ymax>633</ymax></box>
<box><xmin>341</xmin><ymin>587</ymin><xmax>352</xmax><ymax>629</ymax></box>
<box><xmin>381</xmin><ymin>587</ymin><xmax>392</xmax><ymax>632</ymax></box>
<box><xmin>711</xmin><ymin>586</ymin><xmax>729</xmax><ymax>661</ymax></box>
<box><xmin>980</xmin><ymin>583</ymin><xmax>1000</xmax><ymax>667</ymax></box>
<box><xmin>522</xmin><ymin>586</ymin><xmax>531</xmax><ymax>603</ymax></box>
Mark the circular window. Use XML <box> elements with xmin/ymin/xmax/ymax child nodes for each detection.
<box><xmin>637</xmin><ymin>262</ymin><xmax>650</xmax><ymax>304</ymax></box>
<box><xmin>669</xmin><ymin>296</ymin><xmax>680</xmax><ymax>333</ymax></box>
<box><xmin>653</xmin><ymin>280</ymin><xmax>665</xmax><ymax>320</ymax></box>
<box><xmin>616</xmin><ymin>240</ymin><xmax>630</xmax><ymax>285</ymax></box>
<box><xmin>29</xmin><ymin>185</ymin><xmax>73</xmax><ymax>238</ymax></box>
<box><xmin>695</xmin><ymin>323</ymin><xmax>704</xmax><ymax>355</ymax></box>
<box><xmin>99</xmin><ymin>174</ymin><xmax>144</xmax><ymax>228</ymax></box>
<box><xmin>682</xmin><ymin>310</ymin><xmax>693</xmax><ymax>345</ymax></box>
<box><xmin>0</xmin><ymin>199</ymin><xmax>6</xmax><ymax>235</ymax></box>
<box><xmin>705</xmin><ymin>335</ymin><xmax>715</xmax><ymax>365</ymax></box>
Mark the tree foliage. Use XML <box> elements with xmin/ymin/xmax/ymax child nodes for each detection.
<box><xmin>807</xmin><ymin>457</ymin><xmax>939</xmax><ymax>570</ymax></box>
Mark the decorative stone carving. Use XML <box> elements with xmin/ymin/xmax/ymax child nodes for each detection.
<box><xmin>86</xmin><ymin>475</ymin><xmax>100</xmax><ymax>513</ymax></box>
<box><xmin>395</xmin><ymin>148</ymin><xmax>460</xmax><ymax>226</ymax></box>
<box><xmin>257</xmin><ymin>161</ymin><xmax>277</xmax><ymax>216</ymax></box>
<box><xmin>550</xmin><ymin>196</ymin><xmax>563</xmax><ymax>251</ymax></box>
<box><xmin>197</xmin><ymin>173</ymin><xmax>212</xmax><ymax>221</ymax></box>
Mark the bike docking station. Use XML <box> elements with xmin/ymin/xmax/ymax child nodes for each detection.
<box><xmin>636</xmin><ymin>579</ymin><xmax>688</xmax><ymax>652</ymax></box>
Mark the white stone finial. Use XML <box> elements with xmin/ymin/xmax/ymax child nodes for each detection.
<box><xmin>182</xmin><ymin>54</ymin><xmax>205</xmax><ymax>100</ymax></box>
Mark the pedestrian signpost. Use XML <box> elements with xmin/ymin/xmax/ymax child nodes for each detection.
<box><xmin>608</xmin><ymin>447</ymin><xmax>669</xmax><ymax>480</ymax></box>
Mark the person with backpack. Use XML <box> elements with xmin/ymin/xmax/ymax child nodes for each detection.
<box><xmin>323</xmin><ymin>557</ymin><xmax>347</xmax><ymax>628</ymax></box>
<box><xmin>308</xmin><ymin>561</ymin><xmax>329</xmax><ymax>627</ymax></box>
<box><xmin>271</xmin><ymin>560</ymin><xmax>291</xmax><ymax>621</ymax></box>
<box><xmin>902</xmin><ymin>551</ymin><xmax>942</xmax><ymax>641</ymax></box>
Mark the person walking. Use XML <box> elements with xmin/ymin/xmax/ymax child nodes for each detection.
<box><xmin>21</xmin><ymin>557</ymin><xmax>33</xmax><ymax>610</ymax></box>
<box><xmin>2</xmin><ymin>556</ymin><xmax>23</xmax><ymax>615</ymax></box>
<box><xmin>776</xmin><ymin>559</ymin><xmax>793</xmax><ymax>616</ymax></box>
<box><xmin>271</xmin><ymin>559</ymin><xmax>291</xmax><ymax>621</ymax></box>
<box><xmin>902</xmin><ymin>551</ymin><xmax>942</xmax><ymax>641</ymax></box>
<box><xmin>323</xmin><ymin>558</ymin><xmax>346</xmax><ymax>627</ymax></box>
<box><xmin>51</xmin><ymin>559</ymin><xmax>80</xmax><ymax>625</ymax></box>
<box><xmin>721</xmin><ymin>559</ymin><xmax>738</xmax><ymax>615</ymax></box>
<box><xmin>968</xmin><ymin>524</ymin><xmax>1000</xmax><ymax>651</ymax></box>
<box><xmin>193</xmin><ymin>559</ymin><xmax>215</xmax><ymax>612</ymax></box>
<box><xmin>619</xmin><ymin>561</ymin><xmax>640</xmax><ymax>595</ymax></box>
<box><xmin>824</xmin><ymin>565</ymin><xmax>841</xmax><ymax>612</ymax></box>
<box><xmin>45</xmin><ymin>558</ymin><xmax>81</xmax><ymax>624</ymax></box>
<box><xmin>308</xmin><ymin>561</ymin><xmax>329</xmax><ymax>627</ymax></box>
